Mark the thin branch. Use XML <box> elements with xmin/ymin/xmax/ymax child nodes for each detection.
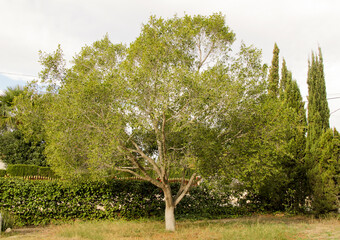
<box><xmin>174</xmin><ymin>172</ymin><xmax>197</xmax><ymax>206</ymax></box>
<box><xmin>116</xmin><ymin>168</ymin><xmax>163</xmax><ymax>189</ymax></box>
<box><xmin>197</xmin><ymin>41</ymin><xmax>216</xmax><ymax>71</ymax></box>
<box><xmin>166</xmin><ymin>95</ymin><xmax>192</xmax><ymax>123</ymax></box>
<box><xmin>129</xmin><ymin>140</ymin><xmax>163</xmax><ymax>178</ymax></box>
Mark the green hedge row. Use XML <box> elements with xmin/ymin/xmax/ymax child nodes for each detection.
<box><xmin>0</xmin><ymin>178</ymin><xmax>236</xmax><ymax>226</ymax></box>
<box><xmin>0</xmin><ymin>169</ymin><xmax>6</xmax><ymax>177</ymax></box>
<box><xmin>5</xmin><ymin>164</ymin><xmax>56</xmax><ymax>178</ymax></box>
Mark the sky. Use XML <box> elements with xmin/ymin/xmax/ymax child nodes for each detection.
<box><xmin>0</xmin><ymin>0</ymin><xmax>339</xmax><ymax>128</ymax></box>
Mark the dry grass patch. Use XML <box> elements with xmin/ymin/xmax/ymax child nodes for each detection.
<box><xmin>1</xmin><ymin>215</ymin><xmax>339</xmax><ymax>240</ymax></box>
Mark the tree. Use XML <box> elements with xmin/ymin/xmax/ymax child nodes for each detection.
<box><xmin>0</xmin><ymin>130</ymin><xmax>46</xmax><ymax>166</ymax></box>
<box><xmin>308</xmin><ymin>129</ymin><xmax>339</xmax><ymax>214</ymax></box>
<box><xmin>306</xmin><ymin>47</ymin><xmax>337</xmax><ymax>214</ymax></box>
<box><xmin>268</xmin><ymin>43</ymin><xmax>280</xmax><ymax>98</ymax></box>
<box><xmin>306</xmin><ymin>47</ymin><xmax>329</xmax><ymax>148</ymax></box>
<box><xmin>0</xmin><ymin>86</ymin><xmax>47</xmax><ymax>166</ymax></box>
<box><xmin>225</xmin><ymin>56</ymin><xmax>307</xmax><ymax>212</ymax></box>
<box><xmin>0</xmin><ymin>86</ymin><xmax>24</xmax><ymax>132</ymax></box>
<box><xmin>41</xmin><ymin>14</ymin><xmax>270</xmax><ymax>231</ymax></box>
<box><xmin>280</xmin><ymin>60</ymin><xmax>308</xmax><ymax>210</ymax></box>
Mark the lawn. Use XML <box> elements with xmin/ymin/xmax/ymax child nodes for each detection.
<box><xmin>1</xmin><ymin>215</ymin><xmax>339</xmax><ymax>240</ymax></box>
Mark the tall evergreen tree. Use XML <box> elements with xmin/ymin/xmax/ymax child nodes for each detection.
<box><xmin>309</xmin><ymin>129</ymin><xmax>339</xmax><ymax>215</ymax></box>
<box><xmin>282</xmin><ymin>68</ymin><xmax>308</xmax><ymax>210</ymax></box>
<box><xmin>268</xmin><ymin>43</ymin><xmax>280</xmax><ymax>97</ymax></box>
<box><xmin>307</xmin><ymin>47</ymin><xmax>330</xmax><ymax>149</ymax></box>
<box><xmin>280</xmin><ymin>58</ymin><xmax>289</xmax><ymax>99</ymax></box>
<box><xmin>306</xmin><ymin>47</ymin><xmax>338</xmax><ymax>214</ymax></box>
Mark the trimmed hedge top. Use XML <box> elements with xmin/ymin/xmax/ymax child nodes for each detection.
<box><xmin>5</xmin><ymin>164</ymin><xmax>56</xmax><ymax>178</ymax></box>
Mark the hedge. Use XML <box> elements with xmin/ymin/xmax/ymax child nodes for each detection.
<box><xmin>0</xmin><ymin>169</ymin><xmax>6</xmax><ymax>177</ymax></box>
<box><xmin>5</xmin><ymin>164</ymin><xmax>56</xmax><ymax>178</ymax></box>
<box><xmin>38</xmin><ymin>167</ymin><xmax>56</xmax><ymax>178</ymax></box>
<box><xmin>0</xmin><ymin>178</ymin><xmax>236</xmax><ymax>226</ymax></box>
<box><xmin>6</xmin><ymin>164</ymin><xmax>39</xmax><ymax>177</ymax></box>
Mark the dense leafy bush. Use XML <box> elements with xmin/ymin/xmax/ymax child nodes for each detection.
<box><xmin>38</xmin><ymin>167</ymin><xmax>56</xmax><ymax>178</ymax></box>
<box><xmin>0</xmin><ymin>130</ymin><xmax>46</xmax><ymax>166</ymax></box>
<box><xmin>5</xmin><ymin>164</ymin><xmax>56</xmax><ymax>178</ymax></box>
<box><xmin>6</xmin><ymin>164</ymin><xmax>39</xmax><ymax>177</ymax></box>
<box><xmin>0</xmin><ymin>170</ymin><xmax>6</xmax><ymax>177</ymax></box>
<box><xmin>0</xmin><ymin>178</ymin><xmax>235</xmax><ymax>226</ymax></box>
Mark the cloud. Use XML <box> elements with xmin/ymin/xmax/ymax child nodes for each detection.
<box><xmin>0</xmin><ymin>0</ymin><xmax>339</xmax><ymax>128</ymax></box>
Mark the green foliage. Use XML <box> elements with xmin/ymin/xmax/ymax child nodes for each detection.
<box><xmin>268</xmin><ymin>43</ymin><xmax>280</xmax><ymax>97</ymax></box>
<box><xmin>279</xmin><ymin>59</ymin><xmax>308</xmax><ymax>211</ymax></box>
<box><xmin>218</xmin><ymin>54</ymin><xmax>308</xmax><ymax>212</ymax></box>
<box><xmin>0</xmin><ymin>85</ymin><xmax>24</xmax><ymax>132</ymax></box>
<box><xmin>0</xmin><ymin>170</ymin><xmax>6</xmax><ymax>177</ymax></box>
<box><xmin>0</xmin><ymin>178</ymin><xmax>235</xmax><ymax>226</ymax></box>
<box><xmin>0</xmin><ymin>130</ymin><xmax>46</xmax><ymax>166</ymax></box>
<box><xmin>6</xmin><ymin>164</ymin><xmax>39</xmax><ymax>177</ymax></box>
<box><xmin>5</xmin><ymin>164</ymin><xmax>55</xmax><ymax>178</ymax></box>
<box><xmin>305</xmin><ymin>47</ymin><xmax>336</xmax><ymax>215</ymax></box>
<box><xmin>308</xmin><ymin>129</ymin><xmax>340</xmax><ymax>215</ymax></box>
<box><xmin>0</xmin><ymin>209</ymin><xmax>16</xmax><ymax>231</ymax></box>
<box><xmin>307</xmin><ymin>47</ymin><xmax>330</xmax><ymax>148</ymax></box>
<box><xmin>38</xmin><ymin>167</ymin><xmax>56</xmax><ymax>178</ymax></box>
<box><xmin>0</xmin><ymin>85</ymin><xmax>47</xmax><ymax>167</ymax></box>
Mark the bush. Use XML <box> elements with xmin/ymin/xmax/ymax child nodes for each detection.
<box><xmin>0</xmin><ymin>178</ymin><xmax>235</xmax><ymax>226</ymax></box>
<box><xmin>38</xmin><ymin>167</ymin><xmax>55</xmax><ymax>178</ymax></box>
<box><xmin>5</xmin><ymin>164</ymin><xmax>56</xmax><ymax>178</ymax></box>
<box><xmin>6</xmin><ymin>164</ymin><xmax>39</xmax><ymax>177</ymax></box>
<box><xmin>0</xmin><ymin>209</ymin><xmax>16</xmax><ymax>231</ymax></box>
<box><xmin>0</xmin><ymin>170</ymin><xmax>6</xmax><ymax>177</ymax></box>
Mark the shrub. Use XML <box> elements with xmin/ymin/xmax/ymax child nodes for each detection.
<box><xmin>0</xmin><ymin>178</ymin><xmax>235</xmax><ymax>226</ymax></box>
<box><xmin>38</xmin><ymin>167</ymin><xmax>55</xmax><ymax>178</ymax></box>
<box><xmin>0</xmin><ymin>170</ymin><xmax>6</xmax><ymax>177</ymax></box>
<box><xmin>6</xmin><ymin>164</ymin><xmax>39</xmax><ymax>177</ymax></box>
<box><xmin>5</xmin><ymin>165</ymin><xmax>57</xmax><ymax>179</ymax></box>
<box><xmin>0</xmin><ymin>209</ymin><xmax>16</xmax><ymax>231</ymax></box>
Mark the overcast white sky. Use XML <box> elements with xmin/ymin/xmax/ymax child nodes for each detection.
<box><xmin>0</xmin><ymin>0</ymin><xmax>339</xmax><ymax>128</ymax></box>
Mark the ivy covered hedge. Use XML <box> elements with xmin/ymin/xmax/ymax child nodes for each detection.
<box><xmin>0</xmin><ymin>178</ymin><xmax>235</xmax><ymax>226</ymax></box>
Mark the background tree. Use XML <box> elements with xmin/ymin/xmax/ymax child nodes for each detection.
<box><xmin>0</xmin><ymin>86</ymin><xmax>46</xmax><ymax>166</ymax></box>
<box><xmin>280</xmin><ymin>60</ymin><xmax>308</xmax><ymax>211</ymax></box>
<box><xmin>308</xmin><ymin>129</ymin><xmax>339</xmax><ymax>215</ymax></box>
<box><xmin>306</xmin><ymin>48</ymin><xmax>329</xmax><ymax>148</ymax></box>
<box><xmin>223</xmin><ymin>55</ymin><xmax>308</xmax><ymax>212</ymax></box>
<box><xmin>306</xmin><ymin>47</ymin><xmax>338</xmax><ymax>214</ymax></box>
<box><xmin>0</xmin><ymin>86</ymin><xmax>23</xmax><ymax>131</ymax></box>
<box><xmin>268</xmin><ymin>43</ymin><xmax>280</xmax><ymax>98</ymax></box>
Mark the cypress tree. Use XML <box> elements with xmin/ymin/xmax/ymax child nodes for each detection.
<box><xmin>307</xmin><ymin>47</ymin><xmax>330</xmax><ymax>149</ymax></box>
<box><xmin>281</xmin><ymin>62</ymin><xmax>308</xmax><ymax>211</ymax></box>
<box><xmin>309</xmin><ymin>129</ymin><xmax>339</xmax><ymax>215</ymax></box>
<box><xmin>268</xmin><ymin>43</ymin><xmax>280</xmax><ymax>97</ymax></box>
<box><xmin>306</xmin><ymin>47</ymin><xmax>337</xmax><ymax>215</ymax></box>
<box><xmin>280</xmin><ymin>58</ymin><xmax>288</xmax><ymax>100</ymax></box>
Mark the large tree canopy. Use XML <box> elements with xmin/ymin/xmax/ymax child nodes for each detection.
<box><xmin>30</xmin><ymin>13</ymin><xmax>271</xmax><ymax>231</ymax></box>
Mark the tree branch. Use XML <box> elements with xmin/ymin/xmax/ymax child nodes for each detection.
<box><xmin>174</xmin><ymin>172</ymin><xmax>197</xmax><ymax>206</ymax></box>
<box><xmin>128</xmin><ymin>140</ymin><xmax>163</xmax><ymax>178</ymax></box>
<box><xmin>161</xmin><ymin>111</ymin><xmax>167</xmax><ymax>180</ymax></box>
<box><xmin>116</xmin><ymin>168</ymin><xmax>163</xmax><ymax>189</ymax></box>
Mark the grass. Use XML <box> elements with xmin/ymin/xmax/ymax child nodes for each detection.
<box><xmin>1</xmin><ymin>215</ymin><xmax>339</xmax><ymax>240</ymax></box>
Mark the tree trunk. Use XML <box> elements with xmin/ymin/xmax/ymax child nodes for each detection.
<box><xmin>165</xmin><ymin>201</ymin><xmax>176</xmax><ymax>231</ymax></box>
<box><xmin>164</xmin><ymin>186</ymin><xmax>176</xmax><ymax>231</ymax></box>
